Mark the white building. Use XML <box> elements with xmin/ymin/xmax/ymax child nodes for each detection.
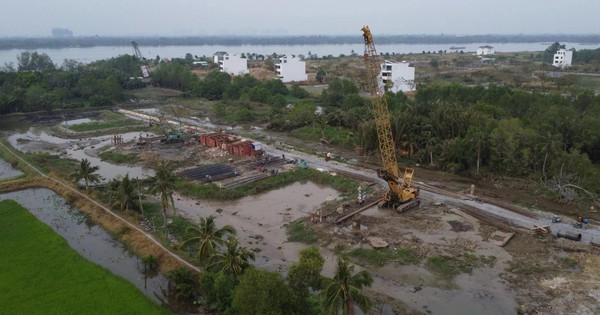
<box><xmin>380</xmin><ymin>60</ymin><xmax>416</xmax><ymax>93</ymax></box>
<box><xmin>218</xmin><ymin>54</ymin><xmax>248</xmax><ymax>75</ymax></box>
<box><xmin>275</xmin><ymin>56</ymin><xmax>307</xmax><ymax>82</ymax></box>
<box><xmin>476</xmin><ymin>45</ymin><xmax>495</xmax><ymax>56</ymax></box>
<box><xmin>552</xmin><ymin>48</ymin><xmax>573</xmax><ymax>67</ymax></box>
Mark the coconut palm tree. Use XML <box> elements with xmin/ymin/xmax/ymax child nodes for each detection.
<box><xmin>322</xmin><ymin>257</ymin><xmax>373</xmax><ymax>315</ymax></box>
<box><xmin>148</xmin><ymin>160</ymin><xmax>177</xmax><ymax>238</ymax></box>
<box><xmin>208</xmin><ymin>237</ymin><xmax>255</xmax><ymax>279</ymax></box>
<box><xmin>111</xmin><ymin>174</ymin><xmax>137</xmax><ymax>214</ymax></box>
<box><xmin>180</xmin><ymin>215</ymin><xmax>236</xmax><ymax>264</ymax></box>
<box><xmin>71</xmin><ymin>158</ymin><xmax>103</xmax><ymax>191</ymax></box>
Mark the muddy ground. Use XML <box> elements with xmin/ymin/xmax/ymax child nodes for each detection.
<box><xmin>6</xmin><ymin>110</ymin><xmax>600</xmax><ymax>315</ymax></box>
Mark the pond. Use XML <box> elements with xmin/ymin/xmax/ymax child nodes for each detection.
<box><xmin>0</xmin><ymin>189</ymin><xmax>171</xmax><ymax>307</ymax></box>
<box><xmin>0</xmin><ymin>157</ymin><xmax>23</xmax><ymax>180</ymax></box>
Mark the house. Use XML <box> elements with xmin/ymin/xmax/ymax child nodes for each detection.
<box><xmin>380</xmin><ymin>60</ymin><xmax>416</xmax><ymax>93</ymax></box>
<box><xmin>275</xmin><ymin>56</ymin><xmax>308</xmax><ymax>82</ymax></box>
<box><xmin>476</xmin><ymin>45</ymin><xmax>495</xmax><ymax>56</ymax></box>
<box><xmin>218</xmin><ymin>54</ymin><xmax>248</xmax><ymax>75</ymax></box>
<box><xmin>552</xmin><ymin>48</ymin><xmax>573</xmax><ymax>67</ymax></box>
<box><xmin>213</xmin><ymin>51</ymin><xmax>228</xmax><ymax>63</ymax></box>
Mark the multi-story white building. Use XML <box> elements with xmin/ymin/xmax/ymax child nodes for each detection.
<box><xmin>476</xmin><ymin>45</ymin><xmax>495</xmax><ymax>56</ymax></box>
<box><xmin>275</xmin><ymin>56</ymin><xmax>307</xmax><ymax>82</ymax></box>
<box><xmin>380</xmin><ymin>60</ymin><xmax>416</xmax><ymax>93</ymax></box>
<box><xmin>218</xmin><ymin>54</ymin><xmax>248</xmax><ymax>75</ymax></box>
<box><xmin>552</xmin><ymin>48</ymin><xmax>573</xmax><ymax>67</ymax></box>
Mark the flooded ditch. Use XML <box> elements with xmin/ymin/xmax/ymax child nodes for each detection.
<box><xmin>0</xmin><ymin>157</ymin><xmax>23</xmax><ymax>180</ymax></box>
<box><xmin>0</xmin><ymin>188</ymin><xmax>173</xmax><ymax>308</ymax></box>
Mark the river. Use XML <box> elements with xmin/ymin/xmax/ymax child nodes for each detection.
<box><xmin>1</xmin><ymin>42</ymin><xmax>599</xmax><ymax>66</ymax></box>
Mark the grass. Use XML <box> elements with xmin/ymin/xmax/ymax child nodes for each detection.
<box><xmin>349</xmin><ymin>247</ymin><xmax>420</xmax><ymax>266</ymax></box>
<box><xmin>0</xmin><ymin>199</ymin><xmax>170</xmax><ymax>315</ymax></box>
<box><xmin>175</xmin><ymin>168</ymin><xmax>358</xmax><ymax>201</ymax></box>
<box><xmin>426</xmin><ymin>254</ymin><xmax>496</xmax><ymax>278</ymax></box>
<box><xmin>99</xmin><ymin>150</ymin><xmax>140</xmax><ymax>164</ymax></box>
<box><xmin>66</xmin><ymin>120</ymin><xmax>142</xmax><ymax>132</ymax></box>
<box><xmin>21</xmin><ymin>151</ymin><xmax>77</xmax><ymax>177</ymax></box>
<box><xmin>286</xmin><ymin>218</ymin><xmax>318</xmax><ymax>244</ymax></box>
<box><xmin>289</xmin><ymin>125</ymin><xmax>358</xmax><ymax>149</ymax></box>
<box><xmin>577</xmin><ymin>75</ymin><xmax>600</xmax><ymax>92</ymax></box>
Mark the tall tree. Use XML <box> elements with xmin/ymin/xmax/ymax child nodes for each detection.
<box><xmin>209</xmin><ymin>237</ymin><xmax>255</xmax><ymax>278</ymax></box>
<box><xmin>232</xmin><ymin>268</ymin><xmax>294</xmax><ymax>315</ymax></box>
<box><xmin>322</xmin><ymin>257</ymin><xmax>373</xmax><ymax>315</ymax></box>
<box><xmin>111</xmin><ymin>174</ymin><xmax>137</xmax><ymax>214</ymax></box>
<box><xmin>148</xmin><ymin>160</ymin><xmax>177</xmax><ymax>238</ymax></box>
<box><xmin>288</xmin><ymin>246</ymin><xmax>325</xmax><ymax>315</ymax></box>
<box><xmin>180</xmin><ymin>215</ymin><xmax>236</xmax><ymax>264</ymax></box>
<box><xmin>71</xmin><ymin>158</ymin><xmax>103</xmax><ymax>191</ymax></box>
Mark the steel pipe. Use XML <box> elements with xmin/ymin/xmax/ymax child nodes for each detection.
<box><xmin>556</xmin><ymin>231</ymin><xmax>582</xmax><ymax>241</ymax></box>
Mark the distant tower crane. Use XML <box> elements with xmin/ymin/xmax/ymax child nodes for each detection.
<box><xmin>361</xmin><ymin>25</ymin><xmax>420</xmax><ymax>211</ymax></box>
<box><xmin>131</xmin><ymin>41</ymin><xmax>150</xmax><ymax>78</ymax></box>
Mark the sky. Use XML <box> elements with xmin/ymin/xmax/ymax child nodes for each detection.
<box><xmin>2</xmin><ymin>0</ymin><xmax>599</xmax><ymax>37</ymax></box>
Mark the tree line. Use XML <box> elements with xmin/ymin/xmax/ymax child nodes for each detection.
<box><xmin>0</xmin><ymin>52</ymin><xmax>147</xmax><ymax>114</ymax></box>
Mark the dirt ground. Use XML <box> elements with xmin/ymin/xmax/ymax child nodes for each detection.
<box><xmin>10</xmin><ymin>106</ymin><xmax>600</xmax><ymax>315</ymax></box>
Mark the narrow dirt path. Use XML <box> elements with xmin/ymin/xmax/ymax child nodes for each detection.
<box><xmin>0</xmin><ymin>140</ymin><xmax>201</xmax><ymax>274</ymax></box>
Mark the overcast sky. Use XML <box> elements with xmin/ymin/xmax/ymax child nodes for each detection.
<box><xmin>2</xmin><ymin>0</ymin><xmax>598</xmax><ymax>37</ymax></box>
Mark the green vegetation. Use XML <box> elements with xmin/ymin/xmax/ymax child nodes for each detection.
<box><xmin>426</xmin><ymin>254</ymin><xmax>496</xmax><ymax>278</ymax></box>
<box><xmin>286</xmin><ymin>218</ymin><xmax>318</xmax><ymax>244</ymax></box>
<box><xmin>176</xmin><ymin>168</ymin><xmax>358</xmax><ymax>201</ymax></box>
<box><xmin>67</xmin><ymin>120</ymin><xmax>140</xmax><ymax>132</ymax></box>
<box><xmin>100</xmin><ymin>150</ymin><xmax>140</xmax><ymax>164</ymax></box>
<box><xmin>25</xmin><ymin>151</ymin><xmax>77</xmax><ymax>176</ymax></box>
<box><xmin>349</xmin><ymin>247</ymin><xmax>419</xmax><ymax>266</ymax></box>
<box><xmin>0</xmin><ymin>199</ymin><xmax>169</xmax><ymax>314</ymax></box>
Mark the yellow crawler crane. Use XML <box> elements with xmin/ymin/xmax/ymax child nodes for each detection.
<box><xmin>361</xmin><ymin>25</ymin><xmax>420</xmax><ymax>211</ymax></box>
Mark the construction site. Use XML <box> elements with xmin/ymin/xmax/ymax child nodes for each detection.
<box><xmin>3</xmin><ymin>29</ymin><xmax>600</xmax><ymax>315</ymax></box>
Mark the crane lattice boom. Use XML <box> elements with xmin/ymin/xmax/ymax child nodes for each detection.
<box><xmin>362</xmin><ymin>25</ymin><xmax>419</xmax><ymax>210</ymax></box>
<box><xmin>362</xmin><ymin>25</ymin><xmax>399</xmax><ymax>179</ymax></box>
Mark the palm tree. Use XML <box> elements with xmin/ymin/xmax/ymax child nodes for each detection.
<box><xmin>208</xmin><ymin>237</ymin><xmax>255</xmax><ymax>279</ymax></box>
<box><xmin>111</xmin><ymin>174</ymin><xmax>137</xmax><ymax>214</ymax></box>
<box><xmin>71</xmin><ymin>158</ymin><xmax>103</xmax><ymax>191</ymax></box>
<box><xmin>536</xmin><ymin>131</ymin><xmax>563</xmax><ymax>180</ymax></box>
<box><xmin>180</xmin><ymin>215</ymin><xmax>236</xmax><ymax>264</ymax></box>
<box><xmin>322</xmin><ymin>257</ymin><xmax>373</xmax><ymax>315</ymax></box>
<box><xmin>148</xmin><ymin>160</ymin><xmax>177</xmax><ymax>238</ymax></box>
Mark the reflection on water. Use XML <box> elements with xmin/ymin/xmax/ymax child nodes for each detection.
<box><xmin>61</xmin><ymin>118</ymin><xmax>93</xmax><ymax>125</ymax></box>
<box><xmin>0</xmin><ymin>157</ymin><xmax>23</xmax><ymax>180</ymax></box>
<box><xmin>0</xmin><ymin>189</ymin><xmax>169</xmax><ymax>304</ymax></box>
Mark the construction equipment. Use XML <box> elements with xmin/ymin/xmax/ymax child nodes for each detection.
<box><xmin>157</xmin><ymin>115</ymin><xmax>188</xmax><ymax>143</ymax></box>
<box><xmin>131</xmin><ymin>41</ymin><xmax>150</xmax><ymax>78</ymax></box>
<box><xmin>361</xmin><ymin>25</ymin><xmax>420</xmax><ymax>212</ymax></box>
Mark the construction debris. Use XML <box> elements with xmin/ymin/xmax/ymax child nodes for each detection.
<box><xmin>531</xmin><ymin>225</ymin><xmax>552</xmax><ymax>235</ymax></box>
<box><xmin>488</xmin><ymin>230</ymin><xmax>515</xmax><ymax>247</ymax></box>
<box><xmin>368</xmin><ymin>237</ymin><xmax>389</xmax><ymax>249</ymax></box>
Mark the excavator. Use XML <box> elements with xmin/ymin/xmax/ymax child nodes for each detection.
<box><xmin>361</xmin><ymin>25</ymin><xmax>420</xmax><ymax>212</ymax></box>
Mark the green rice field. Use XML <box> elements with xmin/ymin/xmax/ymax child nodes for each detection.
<box><xmin>0</xmin><ymin>199</ymin><xmax>170</xmax><ymax>315</ymax></box>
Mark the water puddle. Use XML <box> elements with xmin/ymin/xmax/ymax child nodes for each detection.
<box><xmin>0</xmin><ymin>157</ymin><xmax>23</xmax><ymax>180</ymax></box>
<box><xmin>61</xmin><ymin>118</ymin><xmax>93</xmax><ymax>126</ymax></box>
<box><xmin>0</xmin><ymin>189</ymin><xmax>170</xmax><ymax>306</ymax></box>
